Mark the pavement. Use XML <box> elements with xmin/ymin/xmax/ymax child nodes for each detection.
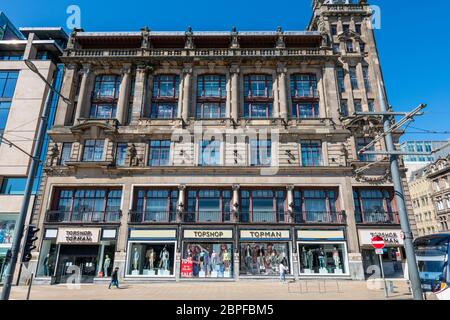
<box><xmin>9</xmin><ymin>279</ymin><xmax>418</xmax><ymax>300</ymax></box>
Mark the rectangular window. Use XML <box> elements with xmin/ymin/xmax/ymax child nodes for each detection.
<box><xmin>346</xmin><ymin>41</ymin><xmax>354</xmax><ymax>53</ymax></box>
<box><xmin>355</xmin><ymin>24</ymin><xmax>362</xmax><ymax>35</ymax></box>
<box><xmin>148</xmin><ymin>140</ymin><xmax>171</xmax><ymax>166</ymax></box>
<box><xmin>363</xmin><ymin>67</ymin><xmax>371</xmax><ymax>92</ymax></box>
<box><xmin>196</xmin><ymin>103</ymin><xmax>226</xmax><ymax>119</ymax></box>
<box><xmin>150</xmin><ymin>103</ymin><xmax>177</xmax><ymax>119</ymax></box>
<box><xmin>333</xmin><ymin>43</ymin><xmax>340</xmax><ymax>54</ymax></box>
<box><xmin>115</xmin><ymin>143</ymin><xmax>127</xmax><ymax>166</ymax></box>
<box><xmin>133</xmin><ymin>189</ymin><xmax>178</xmax><ymax>222</ymax></box>
<box><xmin>292</xmin><ymin>103</ymin><xmax>320</xmax><ymax>119</ymax></box>
<box><xmin>340</xmin><ymin>100</ymin><xmax>348</xmax><ymax>117</ymax></box>
<box><xmin>301</xmin><ymin>141</ymin><xmax>323</xmax><ymax>167</ymax></box>
<box><xmin>290</xmin><ymin>74</ymin><xmax>318</xmax><ymax>98</ymax></box>
<box><xmin>90</xmin><ymin>75</ymin><xmax>121</xmax><ymax>120</ymax></box>
<box><xmin>59</xmin><ymin>143</ymin><xmax>72</xmax><ymax>165</ymax></box>
<box><xmin>150</xmin><ymin>75</ymin><xmax>180</xmax><ymax>119</ymax></box>
<box><xmin>293</xmin><ymin>189</ymin><xmax>338</xmax><ymax>223</ymax></box>
<box><xmin>196</xmin><ymin>75</ymin><xmax>226</xmax><ymax>119</ymax></box>
<box><xmin>244</xmin><ymin>75</ymin><xmax>273</xmax><ymax>119</ymax></box>
<box><xmin>337</xmin><ymin>68</ymin><xmax>345</xmax><ymax>93</ymax></box>
<box><xmin>153</xmin><ymin>75</ymin><xmax>180</xmax><ymax>98</ymax></box>
<box><xmin>343</xmin><ymin>24</ymin><xmax>350</xmax><ymax>33</ymax></box>
<box><xmin>0</xmin><ymin>214</ymin><xmax>17</xmax><ymax>245</ymax></box>
<box><xmin>0</xmin><ymin>71</ymin><xmax>19</xmax><ymax>98</ymax></box>
<box><xmin>349</xmin><ymin>67</ymin><xmax>358</xmax><ymax>90</ymax></box>
<box><xmin>0</xmin><ymin>177</ymin><xmax>27</xmax><ymax>195</ymax></box>
<box><xmin>357</xmin><ymin>138</ymin><xmax>376</xmax><ymax>162</ymax></box>
<box><xmin>359</xmin><ymin>43</ymin><xmax>366</xmax><ymax>53</ymax></box>
<box><xmin>82</xmin><ymin>139</ymin><xmax>104</xmax><ymax>162</ymax></box>
<box><xmin>0</xmin><ymin>52</ymin><xmax>23</xmax><ymax>61</ymax></box>
<box><xmin>331</xmin><ymin>25</ymin><xmax>338</xmax><ymax>36</ymax></box>
<box><xmin>186</xmin><ymin>189</ymin><xmax>231</xmax><ymax>223</ymax></box>
<box><xmin>244</xmin><ymin>103</ymin><xmax>273</xmax><ymax>119</ymax></box>
<box><xmin>240</xmin><ymin>190</ymin><xmax>286</xmax><ymax>223</ymax></box>
<box><xmin>250</xmin><ymin>139</ymin><xmax>271</xmax><ymax>166</ymax></box>
<box><xmin>51</xmin><ymin>188</ymin><xmax>122</xmax><ymax>223</ymax></box>
<box><xmin>368</xmin><ymin>100</ymin><xmax>375</xmax><ymax>112</ymax></box>
<box><xmin>0</xmin><ymin>101</ymin><xmax>11</xmax><ymax>142</ymax></box>
<box><xmin>354</xmin><ymin>99</ymin><xmax>362</xmax><ymax>112</ymax></box>
<box><xmin>199</xmin><ymin>139</ymin><xmax>220</xmax><ymax>166</ymax></box>
<box><xmin>353</xmin><ymin>189</ymin><xmax>394</xmax><ymax>223</ymax></box>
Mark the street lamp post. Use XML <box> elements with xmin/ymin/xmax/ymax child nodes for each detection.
<box><xmin>0</xmin><ymin>60</ymin><xmax>69</xmax><ymax>300</ymax></box>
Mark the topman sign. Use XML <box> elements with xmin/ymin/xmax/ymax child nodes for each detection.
<box><xmin>240</xmin><ymin>230</ymin><xmax>290</xmax><ymax>240</ymax></box>
<box><xmin>57</xmin><ymin>228</ymin><xmax>101</xmax><ymax>244</ymax></box>
<box><xmin>358</xmin><ymin>229</ymin><xmax>404</xmax><ymax>246</ymax></box>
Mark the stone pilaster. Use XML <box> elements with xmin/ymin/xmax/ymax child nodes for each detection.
<box><xmin>181</xmin><ymin>65</ymin><xmax>193</xmax><ymax>122</ymax></box>
<box><xmin>116</xmin><ymin>64</ymin><xmax>132</xmax><ymax>125</ymax></box>
<box><xmin>54</xmin><ymin>63</ymin><xmax>78</xmax><ymax>126</ymax></box>
<box><xmin>177</xmin><ymin>185</ymin><xmax>186</xmax><ymax>223</ymax></box>
<box><xmin>74</xmin><ymin>64</ymin><xmax>92</xmax><ymax>122</ymax></box>
<box><xmin>130</xmin><ymin>64</ymin><xmax>147</xmax><ymax>123</ymax></box>
<box><xmin>230</xmin><ymin>65</ymin><xmax>240</xmax><ymax>123</ymax></box>
<box><xmin>232</xmin><ymin>184</ymin><xmax>240</xmax><ymax>223</ymax></box>
<box><xmin>277</xmin><ymin>63</ymin><xmax>288</xmax><ymax>121</ymax></box>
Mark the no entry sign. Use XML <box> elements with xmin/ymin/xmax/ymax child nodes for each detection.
<box><xmin>371</xmin><ymin>235</ymin><xmax>385</xmax><ymax>249</ymax></box>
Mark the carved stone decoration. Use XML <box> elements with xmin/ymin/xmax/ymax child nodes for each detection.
<box><xmin>48</xmin><ymin>144</ymin><xmax>60</xmax><ymax>166</ymax></box>
<box><xmin>185</xmin><ymin>26</ymin><xmax>194</xmax><ymax>49</ymax></box>
<box><xmin>353</xmin><ymin>167</ymin><xmax>392</xmax><ymax>184</ymax></box>
<box><xmin>230</xmin><ymin>26</ymin><xmax>240</xmax><ymax>49</ymax></box>
<box><xmin>276</xmin><ymin>26</ymin><xmax>285</xmax><ymax>49</ymax></box>
<box><xmin>140</xmin><ymin>26</ymin><xmax>151</xmax><ymax>49</ymax></box>
<box><xmin>343</xmin><ymin>116</ymin><xmax>383</xmax><ymax>137</ymax></box>
<box><xmin>128</xmin><ymin>143</ymin><xmax>139</xmax><ymax>167</ymax></box>
<box><xmin>340</xmin><ymin>143</ymin><xmax>349</xmax><ymax>167</ymax></box>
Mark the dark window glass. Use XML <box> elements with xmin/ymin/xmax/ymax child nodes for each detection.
<box><xmin>301</xmin><ymin>141</ymin><xmax>323</xmax><ymax>167</ymax></box>
<box><xmin>363</xmin><ymin>67</ymin><xmax>371</xmax><ymax>92</ymax></box>
<box><xmin>196</xmin><ymin>103</ymin><xmax>226</xmax><ymax>119</ymax></box>
<box><xmin>349</xmin><ymin>67</ymin><xmax>358</xmax><ymax>90</ymax></box>
<box><xmin>340</xmin><ymin>100</ymin><xmax>348</xmax><ymax>117</ymax></box>
<box><xmin>368</xmin><ymin>100</ymin><xmax>375</xmax><ymax>112</ymax></box>
<box><xmin>244</xmin><ymin>103</ymin><xmax>273</xmax><ymax>119</ymax></box>
<box><xmin>354</xmin><ymin>99</ymin><xmax>362</xmax><ymax>112</ymax></box>
<box><xmin>293</xmin><ymin>189</ymin><xmax>338</xmax><ymax>223</ymax></box>
<box><xmin>337</xmin><ymin>68</ymin><xmax>345</xmax><ymax>93</ymax></box>
<box><xmin>0</xmin><ymin>101</ymin><xmax>11</xmax><ymax>139</ymax></box>
<box><xmin>250</xmin><ymin>140</ymin><xmax>271</xmax><ymax>166</ymax></box>
<box><xmin>346</xmin><ymin>41</ymin><xmax>354</xmax><ymax>53</ymax></box>
<box><xmin>0</xmin><ymin>177</ymin><xmax>27</xmax><ymax>195</ymax></box>
<box><xmin>93</xmin><ymin>75</ymin><xmax>121</xmax><ymax>99</ymax></box>
<box><xmin>151</xmin><ymin>103</ymin><xmax>177</xmax><ymax>119</ymax></box>
<box><xmin>357</xmin><ymin>138</ymin><xmax>376</xmax><ymax>162</ymax></box>
<box><xmin>59</xmin><ymin>143</ymin><xmax>72</xmax><ymax>165</ymax></box>
<box><xmin>200</xmin><ymin>139</ymin><xmax>220</xmax><ymax>166</ymax></box>
<box><xmin>197</xmin><ymin>75</ymin><xmax>226</xmax><ymax>98</ymax></box>
<box><xmin>240</xmin><ymin>190</ymin><xmax>286</xmax><ymax>223</ymax></box>
<box><xmin>185</xmin><ymin>189</ymin><xmax>231</xmax><ymax>223</ymax></box>
<box><xmin>82</xmin><ymin>139</ymin><xmax>104</xmax><ymax>162</ymax></box>
<box><xmin>153</xmin><ymin>75</ymin><xmax>180</xmax><ymax>98</ymax></box>
<box><xmin>116</xmin><ymin>143</ymin><xmax>127</xmax><ymax>166</ymax></box>
<box><xmin>244</xmin><ymin>75</ymin><xmax>273</xmax><ymax>98</ymax></box>
<box><xmin>134</xmin><ymin>189</ymin><xmax>178</xmax><ymax>222</ymax></box>
<box><xmin>0</xmin><ymin>71</ymin><xmax>19</xmax><ymax>98</ymax></box>
<box><xmin>331</xmin><ymin>25</ymin><xmax>338</xmax><ymax>36</ymax></box>
<box><xmin>355</xmin><ymin>24</ymin><xmax>362</xmax><ymax>35</ymax></box>
<box><xmin>292</xmin><ymin>103</ymin><xmax>319</xmax><ymax>119</ymax></box>
<box><xmin>89</xmin><ymin>104</ymin><xmax>116</xmax><ymax>119</ymax></box>
<box><xmin>290</xmin><ymin>74</ymin><xmax>318</xmax><ymax>98</ymax></box>
<box><xmin>0</xmin><ymin>52</ymin><xmax>23</xmax><ymax>61</ymax></box>
<box><xmin>148</xmin><ymin>140</ymin><xmax>171</xmax><ymax>166</ymax></box>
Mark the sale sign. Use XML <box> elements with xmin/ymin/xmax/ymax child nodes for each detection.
<box><xmin>180</xmin><ymin>259</ymin><xmax>193</xmax><ymax>277</ymax></box>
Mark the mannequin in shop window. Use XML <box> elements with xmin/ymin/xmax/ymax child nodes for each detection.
<box><xmin>43</xmin><ymin>254</ymin><xmax>50</xmax><ymax>277</ymax></box>
<box><xmin>318</xmin><ymin>248</ymin><xmax>326</xmax><ymax>270</ymax></box>
<box><xmin>192</xmin><ymin>246</ymin><xmax>200</xmax><ymax>277</ymax></box>
<box><xmin>211</xmin><ymin>250</ymin><xmax>218</xmax><ymax>272</ymax></box>
<box><xmin>307</xmin><ymin>249</ymin><xmax>313</xmax><ymax>270</ymax></box>
<box><xmin>133</xmin><ymin>247</ymin><xmax>140</xmax><ymax>271</ymax></box>
<box><xmin>244</xmin><ymin>244</ymin><xmax>252</xmax><ymax>274</ymax></box>
<box><xmin>159</xmin><ymin>246</ymin><xmax>170</xmax><ymax>271</ymax></box>
<box><xmin>332</xmin><ymin>247</ymin><xmax>340</xmax><ymax>270</ymax></box>
<box><xmin>257</xmin><ymin>246</ymin><xmax>265</xmax><ymax>272</ymax></box>
<box><xmin>103</xmin><ymin>255</ymin><xmax>111</xmax><ymax>277</ymax></box>
<box><xmin>223</xmin><ymin>247</ymin><xmax>230</xmax><ymax>273</ymax></box>
<box><xmin>146</xmin><ymin>248</ymin><xmax>155</xmax><ymax>269</ymax></box>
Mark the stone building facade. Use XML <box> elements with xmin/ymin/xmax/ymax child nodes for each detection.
<box><xmin>29</xmin><ymin>0</ymin><xmax>416</xmax><ymax>284</ymax></box>
<box><xmin>427</xmin><ymin>156</ymin><xmax>450</xmax><ymax>232</ymax></box>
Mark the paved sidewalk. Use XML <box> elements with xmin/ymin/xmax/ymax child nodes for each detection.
<box><xmin>9</xmin><ymin>280</ymin><xmax>414</xmax><ymax>300</ymax></box>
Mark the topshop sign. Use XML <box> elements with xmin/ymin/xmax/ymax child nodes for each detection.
<box><xmin>358</xmin><ymin>229</ymin><xmax>404</xmax><ymax>246</ymax></box>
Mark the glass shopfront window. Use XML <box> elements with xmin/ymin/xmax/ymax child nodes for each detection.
<box><xmin>37</xmin><ymin>239</ymin><xmax>58</xmax><ymax>277</ymax></box>
<box><xmin>240</xmin><ymin>242</ymin><xmax>290</xmax><ymax>276</ymax></box>
<box><xmin>181</xmin><ymin>243</ymin><xmax>233</xmax><ymax>278</ymax></box>
<box><xmin>127</xmin><ymin>242</ymin><xmax>176</xmax><ymax>277</ymax></box>
<box><xmin>298</xmin><ymin>242</ymin><xmax>348</xmax><ymax>275</ymax></box>
<box><xmin>0</xmin><ymin>214</ymin><xmax>16</xmax><ymax>245</ymax></box>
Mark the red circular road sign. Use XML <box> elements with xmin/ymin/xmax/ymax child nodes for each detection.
<box><xmin>371</xmin><ymin>236</ymin><xmax>385</xmax><ymax>249</ymax></box>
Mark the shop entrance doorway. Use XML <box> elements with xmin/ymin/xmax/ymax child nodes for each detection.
<box><xmin>55</xmin><ymin>245</ymin><xmax>99</xmax><ymax>284</ymax></box>
<box><xmin>362</xmin><ymin>247</ymin><xmax>404</xmax><ymax>279</ymax></box>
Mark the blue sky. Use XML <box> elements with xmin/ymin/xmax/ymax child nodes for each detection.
<box><xmin>2</xmin><ymin>0</ymin><xmax>449</xmax><ymax>142</ymax></box>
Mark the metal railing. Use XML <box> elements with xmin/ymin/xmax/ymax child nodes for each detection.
<box><xmin>45</xmin><ymin>210</ymin><xmax>121</xmax><ymax>223</ymax></box>
<box><xmin>129</xmin><ymin>211</ymin><xmax>176</xmax><ymax>223</ymax></box>
<box><xmin>355</xmin><ymin>211</ymin><xmax>400</xmax><ymax>224</ymax></box>
<box><xmin>295</xmin><ymin>211</ymin><xmax>345</xmax><ymax>224</ymax></box>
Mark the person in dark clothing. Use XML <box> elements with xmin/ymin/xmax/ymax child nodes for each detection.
<box><xmin>108</xmin><ymin>267</ymin><xmax>120</xmax><ymax>289</ymax></box>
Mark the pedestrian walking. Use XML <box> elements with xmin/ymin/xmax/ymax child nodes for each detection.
<box><xmin>108</xmin><ymin>267</ymin><xmax>120</xmax><ymax>289</ymax></box>
<box><xmin>279</xmin><ymin>262</ymin><xmax>288</xmax><ymax>283</ymax></box>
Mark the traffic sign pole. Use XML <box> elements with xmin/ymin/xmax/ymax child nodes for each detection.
<box><xmin>378</xmin><ymin>251</ymin><xmax>389</xmax><ymax>298</ymax></box>
<box><xmin>372</xmin><ymin>236</ymin><xmax>389</xmax><ymax>298</ymax></box>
